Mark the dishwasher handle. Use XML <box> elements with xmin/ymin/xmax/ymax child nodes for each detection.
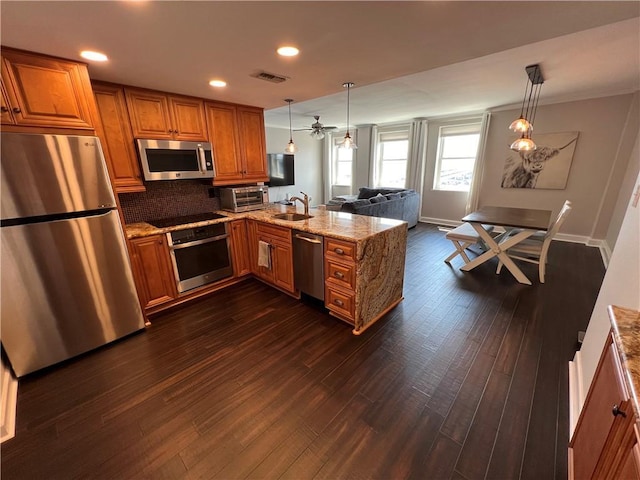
<box><xmin>294</xmin><ymin>234</ymin><xmax>322</xmax><ymax>244</ymax></box>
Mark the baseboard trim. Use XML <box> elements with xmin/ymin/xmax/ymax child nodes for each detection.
<box><xmin>1</xmin><ymin>361</ymin><xmax>18</xmax><ymax>443</ymax></box>
<box><xmin>568</xmin><ymin>351</ymin><xmax>586</xmax><ymax>440</ymax></box>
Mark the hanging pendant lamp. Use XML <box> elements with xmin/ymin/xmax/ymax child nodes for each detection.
<box><xmin>509</xmin><ymin>64</ymin><xmax>544</xmax><ymax>151</ymax></box>
<box><xmin>340</xmin><ymin>82</ymin><xmax>357</xmax><ymax>149</ymax></box>
<box><xmin>284</xmin><ymin>98</ymin><xmax>298</xmax><ymax>154</ymax></box>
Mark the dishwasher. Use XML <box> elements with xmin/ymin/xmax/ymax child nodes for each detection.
<box><xmin>292</xmin><ymin>230</ymin><xmax>324</xmax><ymax>301</ymax></box>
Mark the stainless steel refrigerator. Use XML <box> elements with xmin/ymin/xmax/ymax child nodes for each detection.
<box><xmin>1</xmin><ymin>132</ymin><xmax>145</xmax><ymax>377</ymax></box>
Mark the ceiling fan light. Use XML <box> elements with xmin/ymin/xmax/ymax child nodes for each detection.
<box><xmin>310</xmin><ymin>130</ymin><xmax>325</xmax><ymax>140</ymax></box>
<box><xmin>510</xmin><ymin>136</ymin><xmax>536</xmax><ymax>152</ymax></box>
<box><xmin>509</xmin><ymin>116</ymin><xmax>532</xmax><ymax>134</ymax></box>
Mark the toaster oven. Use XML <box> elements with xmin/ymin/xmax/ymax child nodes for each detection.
<box><xmin>220</xmin><ymin>186</ymin><xmax>269</xmax><ymax>212</ymax></box>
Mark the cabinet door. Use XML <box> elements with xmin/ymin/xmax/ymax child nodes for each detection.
<box><xmin>230</xmin><ymin>219</ymin><xmax>251</xmax><ymax>277</ymax></box>
<box><xmin>272</xmin><ymin>241</ymin><xmax>294</xmax><ymax>293</ymax></box>
<box><xmin>206</xmin><ymin>102</ymin><xmax>244</xmax><ymax>184</ymax></box>
<box><xmin>1</xmin><ymin>49</ymin><xmax>94</xmax><ymax>129</ymax></box>
<box><xmin>237</xmin><ymin>106</ymin><xmax>269</xmax><ymax>182</ymax></box>
<box><xmin>125</xmin><ymin>89</ymin><xmax>173</xmax><ymax>139</ymax></box>
<box><xmin>129</xmin><ymin>235</ymin><xmax>177</xmax><ymax>310</ymax></box>
<box><xmin>169</xmin><ymin>96</ymin><xmax>207</xmax><ymax>141</ymax></box>
<box><xmin>255</xmin><ymin>233</ymin><xmax>275</xmax><ymax>284</ymax></box>
<box><xmin>92</xmin><ymin>83</ymin><xmax>145</xmax><ymax>193</ymax></box>
<box><xmin>570</xmin><ymin>339</ymin><xmax>630</xmax><ymax>479</ymax></box>
<box><xmin>0</xmin><ymin>81</ymin><xmax>15</xmax><ymax>124</ymax></box>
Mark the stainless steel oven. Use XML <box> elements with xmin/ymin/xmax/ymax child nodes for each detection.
<box><xmin>166</xmin><ymin>223</ymin><xmax>232</xmax><ymax>293</ymax></box>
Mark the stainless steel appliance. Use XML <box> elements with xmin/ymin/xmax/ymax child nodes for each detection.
<box><xmin>136</xmin><ymin>138</ymin><xmax>214</xmax><ymax>181</ymax></box>
<box><xmin>161</xmin><ymin>219</ymin><xmax>232</xmax><ymax>293</ymax></box>
<box><xmin>1</xmin><ymin>132</ymin><xmax>146</xmax><ymax>377</ymax></box>
<box><xmin>220</xmin><ymin>185</ymin><xmax>269</xmax><ymax>212</ymax></box>
<box><xmin>293</xmin><ymin>230</ymin><xmax>324</xmax><ymax>300</ymax></box>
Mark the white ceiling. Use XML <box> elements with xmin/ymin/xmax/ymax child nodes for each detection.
<box><xmin>1</xmin><ymin>1</ymin><xmax>639</xmax><ymax>132</ymax></box>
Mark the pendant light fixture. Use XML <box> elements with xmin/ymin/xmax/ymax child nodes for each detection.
<box><xmin>509</xmin><ymin>64</ymin><xmax>544</xmax><ymax>152</ymax></box>
<box><xmin>340</xmin><ymin>82</ymin><xmax>357</xmax><ymax>149</ymax></box>
<box><xmin>284</xmin><ymin>98</ymin><xmax>298</xmax><ymax>154</ymax></box>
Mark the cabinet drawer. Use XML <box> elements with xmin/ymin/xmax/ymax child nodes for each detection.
<box><xmin>325</xmin><ymin>259</ymin><xmax>356</xmax><ymax>290</ymax></box>
<box><xmin>325</xmin><ymin>238</ymin><xmax>356</xmax><ymax>262</ymax></box>
<box><xmin>326</xmin><ymin>286</ymin><xmax>355</xmax><ymax>322</ymax></box>
<box><xmin>256</xmin><ymin>222</ymin><xmax>291</xmax><ymax>242</ymax></box>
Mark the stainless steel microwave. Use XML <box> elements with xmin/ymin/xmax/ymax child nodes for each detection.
<box><xmin>136</xmin><ymin>139</ymin><xmax>214</xmax><ymax>181</ymax></box>
<box><xmin>220</xmin><ymin>186</ymin><xmax>269</xmax><ymax>212</ymax></box>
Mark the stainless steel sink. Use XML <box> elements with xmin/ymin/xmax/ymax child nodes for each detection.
<box><xmin>272</xmin><ymin>213</ymin><xmax>313</xmax><ymax>221</ymax></box>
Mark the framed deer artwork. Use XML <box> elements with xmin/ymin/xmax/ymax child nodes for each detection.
<box><xmin>501</xmin><ymin>131</ymin><xmax>579</xmax><ymax>189</ymax></box>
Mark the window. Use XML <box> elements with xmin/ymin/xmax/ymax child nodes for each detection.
<box><xmin>433</xmin><ymin>123</ymin><xmax>481</xmax><ymax>191</ymax></box>
<box><xmin>374</xmin><ymin>128</ymin><xmax>409</xmax><ymax>188</ymax></box>
<box><xmin>333</xmin><ymin>142</ymin><xmax>354</xmax><ymax>186</ymax></box>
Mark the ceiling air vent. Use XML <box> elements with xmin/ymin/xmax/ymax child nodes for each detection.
<box><xmin>251</xmin><ymin>71</ymin><xmax>288</xmax><ymax>84</ymax></box>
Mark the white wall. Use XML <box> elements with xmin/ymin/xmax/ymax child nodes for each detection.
<box><xmin>572</xmin><ymin>159</ymin><xmax>639</xmax><ymax>425</ymax></box>
<box><xmin>479</xmin><ymin>93</ymin><xmax>637</xmax><ymax>239</ymax></box>
<box><xmin>264</xmin><ymin>127</ymin><xmax>323</xmax><ymax>206</ymax></box>
<box><xmin>604</xmin><ymin>92</ymin><xmax>640</xmax><ymax>250</ymax></box>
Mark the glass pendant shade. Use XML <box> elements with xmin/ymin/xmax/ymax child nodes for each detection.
<box><xmin>509</xmin><ymin>65</ymin><xmax>544</xmax><ymax>151</ymax></box>
<box><xmin>284</xmin><ymin>98</ymin><xmax>297</xmax><ymax>153</ymax></box>
<box><xmin>510</xmin><ymin>135</ymin><xmax>536</xmax><ymax>152</ymax></box>
<box><xmin>285</xmin><ymin>139</ymin><xmax>298</xmax><ymax>153</ymax></box>
<box><xmin>509</xmin><ymin>116</ymin><xmax>532</xmax><ymax>134</ymax></box>
<box><xmin>341</xmin><ymin>82</ymin><xmax>357</xmax><ymax>149</ymax></box>
<box><xmin>340</xmin><ymin>132</ymin><xmax>357</xmax><ymax>150</ymax></box>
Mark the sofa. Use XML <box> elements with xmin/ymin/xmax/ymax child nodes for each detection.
<box><xmin>325</xmin><ymin>187</ymin><xmax>420</xmax><ymax>228</ymax></box>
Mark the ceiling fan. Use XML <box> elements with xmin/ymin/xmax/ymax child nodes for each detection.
<box><xmin>294</xmin><ymin>115</ymin><xmax>337</xmax><ymax>140</ymax></box>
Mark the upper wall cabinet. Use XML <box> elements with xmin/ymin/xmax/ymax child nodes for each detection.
<box><xmin>206</xmin><ymin>102</ymin><xmax>268</xmax><ymax>185</ymax></box>
<box><xmin>92</xmin><ymin>82</ymin><xmax>145</xmax><ymax>193</ymax></box>
<box><xmin>124</xmin><ymin>88</ymin><xmax>207</xmax><ymax>141</ymax></box>
<box><xmin>1</xmin><ymin>48</ymin><xmax>95</xmax><ymax>129</ymax></box>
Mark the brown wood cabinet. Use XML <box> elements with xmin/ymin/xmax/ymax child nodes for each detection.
<box><xmin>1</xmin><ymin>48</ymin><xmax>95</xmax><ymax>129</ymax></box>
<box><xmin>206</xmin><ymin>102</ymin><xmax>268</xmax><ymax>185</ymax></box>
<box><xmin>125</xmin><ymin>88</ymin><xmax>207</xmax><ymax>141</ymax></box>
<box><xmin>251</xmin><ymin>221</ymin><xmax>294</xmax><ymax>293</ymax></box>
<box><xmin>129</xmin><ymin>234</ymin><xmax>178</xmax><ymax>310</ymax></box>
<box><xmin>92</xmin><ymin>82</ymin><xmax>145</xmax><ymax>193</ymax></box>
<box><xmin>229</xmin><ymin>219</ymin><xmax>251</xmax><ymax>277</ymax></box>
<box><xmin>570</xmin><ymin>332</ymin><xmax>640</xmax><ymax>479</ymax></box>
<box><xmin>1</xmin><ymin>81</ymin><xmax>15</xmax><ymax>124</ymax></box>
<box><xmin>324</xmin><ymin>238</ymin><xmax>357</xmax><ymax>324</ymax></box>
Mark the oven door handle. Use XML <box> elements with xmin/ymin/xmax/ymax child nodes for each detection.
<box><xmin>169</xmin><ymin>234</ymin><xmax>228</xmax><ymax>250</ymax></box>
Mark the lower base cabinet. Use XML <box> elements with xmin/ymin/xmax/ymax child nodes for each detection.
<box><xmin>569</xmin><ymin>332</ymin><xmax>640</xmax><ymax>479</ymax></box>
<box><xmin>324</xmin><ymin>237</ymin><xmax>357</xmax><ymax>324</ymax></box>
<box><xmin>129</xmin><ymin>234</ymin><xmax>177</xmax><ymax>309</ymax></box>
<box><xmin>249</xmin><ymin>221</ymin><xmax>295</xmax><ymax>294</ymax></box>
<box><xmin>229</xmin><ymin>219</ymin><xmax>251</xmax><ymax>277</ymax></box>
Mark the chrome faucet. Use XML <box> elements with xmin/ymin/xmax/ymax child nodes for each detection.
<box><xmin>290</xmin><ymin>191</ymin><xmax>310</xmax><ymax>216</ymax></box>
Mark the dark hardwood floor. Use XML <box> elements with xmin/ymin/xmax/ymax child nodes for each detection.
<box><xmin>1</xmin><ymin>223</ymin><xmax>605</xmax><ymax>479</ymax></box>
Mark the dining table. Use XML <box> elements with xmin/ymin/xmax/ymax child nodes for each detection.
<box><xmin>460</xmin><ymin>205</ymin><xmax>552</xmax><ymax>285</ymax></box>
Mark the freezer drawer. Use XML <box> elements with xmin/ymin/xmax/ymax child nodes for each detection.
<box><xmin>1</xmin><ymin>210</ymin><xmax>145</xmax><ymax>376</ymax></box>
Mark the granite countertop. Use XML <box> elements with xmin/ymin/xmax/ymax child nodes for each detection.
<box><xmin>609</xmin><ymin>305</ymin><xmax>640</xmax><ymax>421</ymax></box>
<box><xmin>125</xmin><ymin>204</ymin><xmax>407</xmax><ymax>242</ymax></box>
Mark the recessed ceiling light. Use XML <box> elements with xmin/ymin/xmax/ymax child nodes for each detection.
<box><xmin>277</xmin><ymin>46</ymin><xmax>299</xmax><ymax>57</ymax></box>
<box><xmin>80</xmin><ymin>50</ymin><xmax>108</xmax><ymax>62</ymax></box>
<box><xmin>209</xmin><ymin>79</ymin><xmax>227</xmax><ymax>88</ymax></box>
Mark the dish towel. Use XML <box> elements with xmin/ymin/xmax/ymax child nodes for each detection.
<box><xmin>258</xmin><ymin>240</ymin><xmax>271</xmax><ymax>269</ymax></box>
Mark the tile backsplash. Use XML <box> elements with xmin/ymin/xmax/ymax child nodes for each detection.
<box><xmin>119</xmin><ymin>181</ymin><xmax>220</xmax><ymax>224</ymax></box>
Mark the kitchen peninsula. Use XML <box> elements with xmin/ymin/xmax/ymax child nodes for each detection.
<box><xmin>126</xmin><ymin>205</ymin><xmax>408</xmax><ymax>334</ymax></box>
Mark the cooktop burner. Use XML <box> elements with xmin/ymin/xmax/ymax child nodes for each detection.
<box><xmin>148</xmin><ymin>212</ymin><xmax>226</xmax><ymax>228</ymax></box>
